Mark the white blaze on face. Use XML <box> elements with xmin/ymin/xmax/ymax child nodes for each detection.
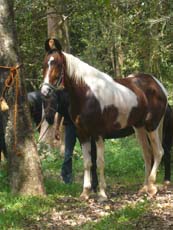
<box><xmin>41</xmin><ymin>56</ymin><xmax>55</xmax><ymax>96</ymax></box>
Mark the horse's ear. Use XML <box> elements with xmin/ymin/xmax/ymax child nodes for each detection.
<box><xmin>45</xmin><ymin>38</ymin><xmax>62</xmax><ymax>53</ymax></box>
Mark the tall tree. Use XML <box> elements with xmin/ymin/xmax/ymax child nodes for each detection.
<box><xmin>0</xmin><ymin>0</ymin><xmax>45</xmax><ymax>195</ymax></box>
<box><xmin>39</xmin><ymin>0</ymin><xmax>70</xmax><ymax>150</ymax></box>
<box><xmin>47</xmin><ymin>0</ymin><xmax>70</xmax><ymax>51</ymax></box>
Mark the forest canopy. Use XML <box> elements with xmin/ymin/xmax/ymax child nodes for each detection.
<box><xmin>14</xmin><ymin>0</ymin><xmax>172</xmax><ymax>100</ymax></box>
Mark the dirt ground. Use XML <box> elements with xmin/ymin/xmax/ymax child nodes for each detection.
<box><xmin>23</xmin><ymin>183</ymin><xmax>173</xmax><ymax>230</ymax></box>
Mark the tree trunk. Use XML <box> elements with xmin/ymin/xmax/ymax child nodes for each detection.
<box><xmin>39</xmin><ymin>1</ymin><xmax>71</xmax><ymax>155</ymax></box>
<box><xmin>115</xmin><ymin>43</ymin><xmax>124</xmax><ymax>78</ymax></box>
<box><xmin>0</xmin><ymin>0</ymin><xmax>45</xmax><ymax>195</ymax></box>
<box><xmin>47</xmin><ymin>1</ymin><xmax>70</xmax><ymax>52</ymax></box>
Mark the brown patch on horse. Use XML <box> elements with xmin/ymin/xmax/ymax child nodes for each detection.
<box><xmin>102</xmin><ymin>105</ymin><xmax>121</xmax><ymax>131</ymax></box>
<box><xmin>116</xmin><ymin>73</ymin><xmax>167</xmax><ymax>131</ymax></box>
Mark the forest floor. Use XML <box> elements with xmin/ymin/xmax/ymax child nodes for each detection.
<box><xmin>2</xmin><ymin>138</ymin><xmax>173</xmax><ymax>230</ymax></box>
<box><xmin>24</xmin><ymin>183</ymin><xmax>173</xmax><ymax>230</ymax></box>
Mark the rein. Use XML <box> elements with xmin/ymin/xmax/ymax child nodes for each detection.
<box><xmin>0</xmin><ymin>65</ymin><xmax>20</xmax><ymax>97</ymax></box>
<box><xmin>0</xmin><ymin>64</ymin><xmax>22</xmax><ymax>155</ymax></box>
<box><xmin>35</xmin><ymin>105</ymin><xmax>56</xmax><ymax>131</ymax></box>
<box><xmin>35</xmin><ymin>113</ymin><xmax>46</xmax><ymax>132</ymax></box>
<box><xmin>36</xmin><ymin>101</ymin><xmax>57</xmax><ymax>142</ymax></box>
<box><xmin>41</xmin><ymin>71</ymin><xmax>64</xmax><ymax>92</ymax></box>
<box><xmin>37</xmin><ymin>121</ymin><xmax>50</xmax><ymax>143</ymax></box>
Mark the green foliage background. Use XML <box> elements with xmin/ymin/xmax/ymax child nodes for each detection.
<box><xmin>14</xmin><ymin>0</ymin><xmax>172</xmax><ymax>103</ymax></box>
<box><xmin>0</xmin><ymin>1</ymin><xmax>172</xmax><ymax>228</ymax></box>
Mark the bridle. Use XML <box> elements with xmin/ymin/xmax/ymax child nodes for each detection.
<box><xmin>40</xmin><ymin>61</ymin><xmax>64</xmax><ymax>94</ymax></box>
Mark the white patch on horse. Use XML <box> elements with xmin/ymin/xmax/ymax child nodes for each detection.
<box><xmin>81</xmin><ymin>142</ymin><xmax>92</xmax><ymax>189</ymax></box>
<box><xmin>96</xmin><ymin>136</ymin><xmax>107</xmax><ymax>199</ymax></box>
<box><xmin>45</xmin><ymin>56</ymin><xmax>54</xmax><ymax>83</ymax></box>
<box><xmin>41</xmin><ymin>56</ymin><xmax>55</xmax><ymax>96</ymax></box>
<box><xmin>64</xmin><ymin>52</ymin><xmax>138</xmax><ymax>128</ymax></box>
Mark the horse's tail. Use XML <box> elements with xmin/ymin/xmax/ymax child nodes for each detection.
<box><xmin>159</xmin><ymin>114</ymin><xmax>164</xmax><ymax>145</ymax></box>
<box><xmin>162</xmin><ymin>104</ymin><xmax>173</xmax><ymax>151</ymax></box>
<box><xmin>162</xmin><ymin>104</ymin><xmax>173</xmax><ymax>183</ymax></box>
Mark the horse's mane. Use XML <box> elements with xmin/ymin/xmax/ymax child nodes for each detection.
<box><xmin>63</xmin><ymin>52</ymin><xmax>114</xmax><ymax>85</ymax></box>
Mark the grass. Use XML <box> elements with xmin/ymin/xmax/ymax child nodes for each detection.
<box><xmin>0</xmin><ymin>135</ymin><xmax>166</xmax><ymax>229</ymax></box>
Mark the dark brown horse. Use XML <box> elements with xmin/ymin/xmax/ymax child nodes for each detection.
<box><xmin>41</xmin><ymin>39</ymin><xmax>168</xmax><ymax>200</ymax></box>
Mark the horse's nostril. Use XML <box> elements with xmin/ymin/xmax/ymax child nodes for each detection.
<box><xmin>47</xmin><ymin>88</ymin><xmax>53</xmax><ymax>96</ymax></box>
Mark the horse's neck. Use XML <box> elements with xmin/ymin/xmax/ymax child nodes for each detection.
<box><xmin>63</xmin><ymin>52</ymin><xmax>104</xmax><ymax>81</ymax></box>
<box><xmin>63</xmin><ymin>52</ymin><xmax>81</xmax><ymax>78</ymax></box>
<box><xmin>63</xmin><ymin>52</ymin><xmax>137</xmax><ymax>109</ymax></box>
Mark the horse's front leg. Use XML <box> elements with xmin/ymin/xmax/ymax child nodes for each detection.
<box><xmin>80</xmin><ymin>141</ymin><xmax>92</xmax><ymax>200</ymax></box>
<box><xmin>96</xmin><ymin>136</ymin><xmax>107</xmax><ymax>201</ymax></box>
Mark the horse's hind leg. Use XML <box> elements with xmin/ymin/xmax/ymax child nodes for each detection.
<box><xmin>96</xmin><ymin>136</ymin><xmax>107</xmax><ymax>201</ymax></box>
<box><xmin>80</xmin><ymin>141</ymin><xmax>92</xmax><ymax>200</ymax></box>
<box><xmin>135</xmin><ymin>127</ymin><xmax>153</xmax><ymax>194</ymax></box>
<box><xmin>147</xmin><ymin>128</ymin><xmax>164</xmax><ymax>195</ymax></box>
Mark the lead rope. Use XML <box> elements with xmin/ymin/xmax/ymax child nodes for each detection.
<box><xmin>13</xmin><ymin>67</ymin><xmax>20</xmax><ymax>154</ymax></box>
<box><xmin>0</xmin><ymin>64</ymin><xmax>22</xmax><ymax>155</ymax></box>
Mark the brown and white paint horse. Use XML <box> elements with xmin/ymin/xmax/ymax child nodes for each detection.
<box><xmin>41</xmin><ymin>39</ymin><xmax>168</xmax><ymax>200</ymax></box>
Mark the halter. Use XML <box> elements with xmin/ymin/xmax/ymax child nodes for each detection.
<box><xmin>41</xmin><ymin>66</ymin><xmax>64</xmax><ymax>94</ymax></box>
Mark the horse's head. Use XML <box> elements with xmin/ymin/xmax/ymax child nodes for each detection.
<box><xmin>41</xmin><ymin>38</ymin><xmax>64</xmax><ymax>98</ymax></box>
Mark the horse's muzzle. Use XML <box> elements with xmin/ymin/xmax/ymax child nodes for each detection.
<box><xmin>40</xmin><ymin>84</ymin><xmax>53</xmax><ymax>98</ymax></box>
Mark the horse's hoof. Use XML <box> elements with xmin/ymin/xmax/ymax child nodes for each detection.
<box><xmin>80</xmin><ymin>193</ymin><xmax>89</xmax><ymax>200</ymax></box>
<box><xmin>162</xmin><ymin>180</ymin><xmax>171</xmax><ymax>191</ymax></box>
<box><xmin>147</xmin><ymin>185</ymin><xmax>157</xmax><ymax>197</ymax></box>
<box><xmin>98</xmin><ymin>195</ymin><xmax>108</xmax><ymax>202</ymax></box>
<box><xmin>164</xmin><ymin>180</ymin><xmax>170</xmax><ymax>186</ymax></box>
<box><xmin>138</xmin><ymin>184</ymin><xmax>157</xmax><ymax>197</ymax></box>
<box><xmin>80</xmin><ymin>189</ymin><xmax>90</xmax><ymax>200</ymax></box>
<box><xmin>98</xmin><ymin>190</ymin><xmax>108</xmax><ymax>202</ymax></box>
<box><xmin>138</xmin><ymin>185</ymin><xmax>148</xmax><ymax>195</ymax></box>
